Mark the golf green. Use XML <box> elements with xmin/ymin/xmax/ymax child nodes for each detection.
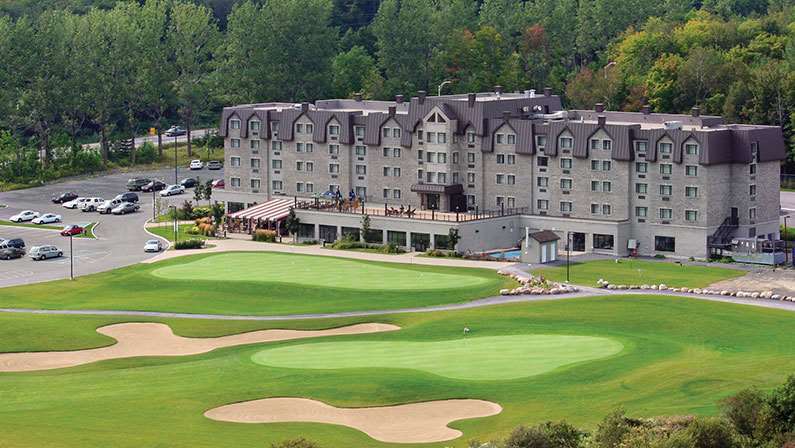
<box><xmin>151</xmin><ymin>252</ymin><xmax>490</xmax><ymax>290</ymax></box>
<box><xmin>252</xmin><ymin>334</ymin><xmax>624</xmax><ymax>380</ymax></box>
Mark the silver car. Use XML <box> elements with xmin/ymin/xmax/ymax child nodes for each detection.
<box><xmin>29</xmin><ymin>245</ymin><xmax>63</xmax><ymax>261</ymax></box>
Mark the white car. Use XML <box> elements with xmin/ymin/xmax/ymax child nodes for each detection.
<box><xmin>9</xmin><ymin>210</ymin><xmax>39</xmax><ymax>222</ymax></box>
<box><xmin>32</xmin><ymin>213</ymin><xmax>62</xmax><ymax>224</ymax></box>
<box><xmin>160</xmin><ymin>184</ymin><xmax>185</xmax><ymax>197</ymax></box>
<box><xmin>189</xmin><ymin>159</ymin><xmax>204</xmax><ymax>170</ymax></box>
<box><xmin>29</xmin><ymin>245</ymin><xmax>62</xmax><ymax>260</ymax></box>
<box><xmin>144</xmin><ymin>239</ymin><xmax>163</xmax><ymax>252</ymax></box>
<box><xmin>79</xmin><ymin>197</ymin><xmax>105</xmax><ymax>212</ymax></box>
<box><xmin>62</xmin><ymin>197</ymin><xmax>89</xmax><ymax>209</ymax></box>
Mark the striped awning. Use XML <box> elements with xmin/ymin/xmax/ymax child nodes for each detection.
<box><xmin>229</xmin><ymin>198</ymin><xmax>293</xmax><ymax>221</ymax></box>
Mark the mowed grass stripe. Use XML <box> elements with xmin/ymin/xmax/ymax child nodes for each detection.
<box><xmin>151</xmin><ymin>252</ymin><xmax>490</xmax><ymax>290</ymax></box>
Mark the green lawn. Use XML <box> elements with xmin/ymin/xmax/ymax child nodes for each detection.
<box><xmin>147</xmin><ymin>223</ymin><xmax>210</xmax><ymax>242</ymax></box>
<box><xmin>74</xmin><ymin>222</ymin><xmax>97</xmax><ymax>239</ymax></box>
<box><xmin>0</xmin><ymin>252</ymin><xmax>515</xmax><ymax>315</ymax></box>
<box><xmin>534</xmin><ymin>259</ymin><xmax>745</xmax><ymax>288</ymax></box>
<box><xmin>1</xmin><ymin>295</ymin><xmax>795</xmax><ymax>447</ymax></box>
<box><xmin>0</xmin><ymin>219</ymin><xmax>62</xmax><ymax>230</ymax></box>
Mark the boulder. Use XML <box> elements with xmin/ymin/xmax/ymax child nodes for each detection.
<box><xmin>650</xmin><ymin>285</ymin><xmax>658</xmax><ymax>290</ymax></box>
<box><xmin>720</xmin><ymin>290</ymin><xmax>730</xmax><ymax>296</ymax></box>
<box><xmin>751</xmin><ymin>292</ymin><xmax>760</xmax><ymax>299</ymax></box>
<box><xmin>772</xmin><ymin>294</ymin><xmax>782</xmax><ymax>300</ymax></box>
<box><xmin>607</xmin><ymin>284</ymin><xmax>617</xmax><ymax>290</ymax></box>
<box><xmin>659</xmin><ymin>284</ymin><xmax>668</xmax><ymax>290</ymax></box>
<box><xmin>617</xmin><ymin>285</ymin><xmax>627</xmax><ymax>290</ymax></box>
<box><xmin>500</xmin><ymin>289</ymin><xmax>510</xmax><ymax>295</ymax></box>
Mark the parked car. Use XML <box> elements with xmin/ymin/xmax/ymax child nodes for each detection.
<box><xmin>60</xmin><ymin>224</ymin><xmax>84</xmax><ymax>236</ymax></box>
<box><xmin>32</xmin><ymin>213</ymin><xmax>62</xmax><ymax>224</ymax></box>
<box><xmin>3</xmin><ymin>238</ymin><xmax>25</xmax><ymax>249</ymax></box>
<box><xmin>63</xmin><ymin>197</ymin><xmax>89</xmax><ymax>209</ymax></box>
<box><xmin>141</xmin><ymin>180</ymin><xmax>166</xmax><ymax>192</ymax></box>
<box><xmin>97</xmin><ymin>199</ymin><xmax>123</xmax><ymax>214</ymax></box>
<box><xmin>9</xmin><ymin>210</ymin><xmax>39</xmax><ymax>222</ymax></box>
<box><xmin>207</xmin><ymin>160</ymin><xmax>223</xmax><ymax>170</ymax></box>
<box><xmin>211</xmin><ymin>179</ymin><xmax>224</xmax><ymax>189</ymax></box>
<box><xmin>164</xmin><ymin>125</ymin><xmax>187</xmax><ymax>137</ymax></box>
<box><xmin>126</xmin><ymin>178</ymin><xmax>151</xmax><ymax>191</ymax></box>
<box><xmin>29</xmin><ymin>245</ymin><xmax>62</xmax><ymax>260</ymax></box>
<box><xmin>51</xmin><ymin>192</ymin><xmax>78</xmax><ymax>204</ymax></box>
<box><xmin>160</xmin><ymin>184</ymin><xmax>185</xmax><ymax>197</ymax></box>
<box><xmin>189</xmin><ymin>159</ymin><xmax>204</xmax><ymax>170</ymax></box>
<box><xmin>113</xmin><ymin>192</ymin><xmax>139</xmax><ymax>203</ymax></box>
<box><xmin>112</xmin><ymin>202</ymin><xmax>140</xmax><ymax>215</ymax></box>
<box><xmin>144</xmin><ymin>239</ymin><xmax>163</xmax><ymax>252</ymax></box>
<box><xmin>0</xmin><ymin>245</ymin><xmax>25</xmax><ymax>260</ymax></box>
<box><xmin>79</xmin><ymin>197</ymin><xmax>105</xmax><ymax>212</ymax></box>
<box><xmin>180</xmin><ymin>178</ymin><xmax>197</xmax><ymax>188</ymax></box>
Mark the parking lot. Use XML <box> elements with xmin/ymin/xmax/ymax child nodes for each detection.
<box><xmin>0</xmin><ymin>165</ymin><xmax>224</xmax><ymax>288</ymax></box>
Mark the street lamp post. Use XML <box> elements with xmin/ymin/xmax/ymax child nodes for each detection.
<box><xmin>785</xmin><ymin>215</ymin><xmax>790</xmax><ymax>265</ymax></box>
<box><xmin>437</xmin><ymin>80</ymin><xmax>453</xmax><ymax>96</ymax></box>
<box><xmin>69</xmin><ymin>234</ymin><xmax>74</xmax><ymax>280</ymax></box>
<box><xmin>152</xmin><ymin>188</ymin><xmax>156</xmax><ymax>222</ymax></box>
<box><xmin>174</xmin><ymin>134</ymin><xmax>179</xmax><ymax>185</ymax></box>
<box><xmin>566</xmin><ymin>232</ymin><xmax>572</xmax><ymax>283</ymax></box>
<box><xmin>170</xmin><ymin>205</ymin><xmax>178</xmax><ymax>244</ymax></box>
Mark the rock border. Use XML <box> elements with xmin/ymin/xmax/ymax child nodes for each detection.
<box><xmin>497</xmin><ymin>269</ymin><xmax>579</xmax><ymax>296</ymax></box>
<box><xmin>595</xmin><ymin>279</ymin><xmax>792</xmax><ymax>302</ymax></box>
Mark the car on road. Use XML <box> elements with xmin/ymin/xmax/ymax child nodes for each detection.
<box><xmin>126</xmin><ymin>178</ymin><xmax>151</xmax><ymax>191</ymax></box>
<box><xmin>113</xmin><ymin>192</ymin><xmax>139</xmax><ymax>203</ymax></box>
<box><xmin>112</xmin><ymin>202</ymin><xmax>140</xmax><ymax>215</ymax></box>
<box><xmin>164</xmin><ymin>126</ymin><xmax>187</xmax><ymax>137</ymax></box>
<box><xmin>141</xmin><ymin>180</ymin><xmax>166</xmax><ymax>192</ymax></box>
<box><xmin>144</xmin><ymin>239</ymin><xmax>163</xmax><ymax>252</ymax></box>
<box><xmin>32</xmin><ymin>213</ymin><xmax>62</xmax><ymax>224</ymax></box>
<box><xmin>60</xmin><ymin>224</ymin><xmax>85</xmax><ymax>237</ymax></box>
<box><xmin>0</xmin><ymin>245</ymin><xmax>25</xmax><ymax>260</ymax></box>
<box><xmin>97</xmin><ymin>199</ymin><xmax>123</xmax><ymax>214</ymax></box>
<box><xmin>211</xmin><ymin>179</ymin><xmax>224</xmax><ymax>189</ymax></box>
<box><xmin>207</xmin><ymin>160</ymin><xmax>222</xmax><ymax>170</ymax></box>
<box><xmin>9</xmin><ymin>210</ymin><xmax>39</xmax><ymax>222</ymax></box>
<box><xmin>63</xmin><ymin>197</ymin><xmax>89</xmax><ymax>209</ymax></box>
<box><xmin>51</xmin><ymin>192</ymin><xmax>78</xmax><ymax>204</ymax></box>
<box><xmin>2</xmin><ymin>238</ymin><xmax>25</xmax><ymax>249</ymax></box>
<box><xmin>29</xmin><ymin>245</ymin><xmax>62</xmax><ymax>260</ymax></box>
<box><xmin>80</xmin><ymin>197</ymin><xmax>105</xmax><ymax>212</ymax></box>
<box><xmin>189</xmin><ymin>159</ymin><xmax>204</xmax><ymax>170</ymax></box>
<box><xmin>180</xmin><ymin>178</ymin><xmax>197</xmax><ymax>189</ymax></box>
<box><xmin>160</xmin><ymin>184</ymin><xmax>185</xmax><ymax>197</ymax></box>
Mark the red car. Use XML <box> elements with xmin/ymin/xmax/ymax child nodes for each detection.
<box><xmin>211</xmin><ymin>179</ymin><xmax>224</xmax><ymax>189</ymax></box>
<box><xmin>60</xmin><ymin>225</ymin><xmax>85</xmax><ymax>237</ymax></box>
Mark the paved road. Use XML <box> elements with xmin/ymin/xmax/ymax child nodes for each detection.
<box><xmin>0</xmin><ymin>166</ymin><xmax>223</xmax><ymax>287</ymax></box>
<box><xmin>82</xmin><ymin>129</ymin><xmax>214</xmax><ymax>151</ymax></box>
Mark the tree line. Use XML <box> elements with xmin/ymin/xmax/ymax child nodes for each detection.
<box><xmin>0</xmin><ymin>0</ymin><xmax>793</xmax><ymax>188</ymax></box>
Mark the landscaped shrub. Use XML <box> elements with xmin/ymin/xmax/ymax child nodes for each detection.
<box><xmin>187</xmin><ymin>226</ymin><xmax>200</xmax><ymax>235</ymax></box>
<box><xmin>174</xmin><ymin>239</ymin><xmax>204</xmax><ymax>250</ymax></box>
<box><xmin>425</xmin><ymin>249</ymin><xmax>461</xmax><ymax>258</ymax></box>
<box><xmin>380</xmin><ymin>243</ymin><xmax>403</xmax><ymax>254</ymax></box>
<box><xmin>331</xmin><ymin>236</ymin><xmax>365</xmax><ymax>250</ymax></box>
<box><xmin>191</xmin><ymin>206</ymin><xmax>212</xmax><ymax>219</ymax></box>
<box><xmin>253</xmin><ymin>229</ymin><xmax>278</xmax><ymax>242</ymax></box>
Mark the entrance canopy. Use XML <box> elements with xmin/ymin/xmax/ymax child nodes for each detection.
<box><xmin>229</xmin><ymin>198</ymin><xmax>293</xmax><ymax>221</ymax></box>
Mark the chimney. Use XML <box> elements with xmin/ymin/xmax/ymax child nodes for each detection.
<box><xmin>595</xmin><ymin>103</ymin><xmax>605</xmax><ymax>113</ymax></box>
<box><xmin>417</xmin><ymin>90</ymin><xmax>427</xmax><ymax>105</ymax></box>
<box><xmin>467</xmin><ymin>93</ymin><xmax>477</xmax><ymax>107</ymax></box>
<box><xmin>353</xmin><ymin>93</ymin><xmax>362</xmax><ymax>102</ymax></box>
<box><xmin>691</xmin><ymin>106</ymin><xmax>700</xmax><ymax>117</ymax></box>
<box><xmin>543</xmin><ymin>87</ymin><xmax>552</xmax><ymax>97</ymax></box>
<box><xmin>388</xmin><ymin>106</ymin><xmax>396</xmax><ymax>117</ymax></box>
<box><xmin>395</xmin><ymin>94</ymin><xmax>404</xmax><ymax>104</ymax></box>
<box><xmin>494</xmin><ymin>85</ymin><xmax>504</xmax><ymax>95</ymax></box>
<box><xmin>300</xmin><ymin>102</ymin><xmax>309</xmax><ymax>113</ymax></box>
<box><xmin>502</xmin><ymin>111</ymin><xmax>512</xmax><ymax>121</ymax></box>
<box><xmin>641</xmin><ymin>104</ymin><xmax>651</xmax><ymax>115</ymax></box>
<box><xmin>597</xmin><ymin>115</ymin><xmax>606</xmax><ymax>126</ymax></box>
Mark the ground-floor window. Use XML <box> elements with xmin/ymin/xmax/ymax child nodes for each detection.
<box><xmin>298</xmin><ymin>223</ymin><xmax>314</xmax><ymax>239</ymax></box>
<box><xmin>434</xmin><ymin>234</ymin><xmax>451</xmax><ymax>249</ymax></box>
<box><xmin>411</xmin><ymin>233</ymin><xmax>430</xmax><ymax>251</ymax></box>
<box><xmin>387</xmin><ymin>230</ymin><xmax>406</xmax><ymax>247</ymax></box>
<box><xmin>228</xmin><ymin>202</ymin><xmax>244</xmax><ymax>214</ymax></box>
<box><xmin>654</xmin><ymin>236</ymin><xmax>675</xmax><ymax>252</ymax></box>
<box><xmin>593</xmin><ymin>234</ymin><xmax>614</xmax><ymax>250</ymax></box>
<box><xmin>319</xmin><ymin>225</ymin><xmax>337</xmax><ymax>243</ymax></box>
<box><xmin>341</xmin><ymin>227</ymin><xmax>360</xmax><ymax>241</ymax></box>
<box><xmin>364</xmin><ymin>229</ymin><xmax>383</xmax><ymax>244</ymax></box>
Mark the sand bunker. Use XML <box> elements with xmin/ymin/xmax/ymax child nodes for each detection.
<box><xmin>205</xmin><ymin>397</ymin><xmax>502</xmax><ymax>444</ymax></box>
<box><xmin>0</xmin><ymin>322</ymin><xmax>399</xmax><ymax>372</ymax></box>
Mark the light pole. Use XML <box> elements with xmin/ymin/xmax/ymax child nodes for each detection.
<box><xmin>785</xmin><ymin>215</ymin><xmax>790</xmax><ymax>265</ymax></box>
<box><xmin>174</xmin><ymin>134</ymin><xmax>179</xmax><ymax>185</ymax></box>
<box><xmin>152</xmin><ymin>188</ymin><xmax>156</xmax><ymax>222</ymax></box>
<box><xmin>437</xmin><ymin>80</ymin><xmax>453</xmax><ymax>96</ymax></box>
<box><xmin>170</xmin><ymin>205</ymin><xmax>178</xmax><ymax>244</ymax></box>
<box><xmin>566</xmin><ymin>232</ymin><xmax>572</xmax><ymax>283</ymax></box>
<box><xmin>69</xmin><ymin>234</ymin><xmax>74</xmax><ymax>280</ymax></box>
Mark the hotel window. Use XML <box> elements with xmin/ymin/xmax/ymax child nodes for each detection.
<box><xmin>593</xmin><ymin>234</ymin><xmax>614</xmax><ymax>250</ymax></box>
<box><xmin>537</xmin><ymin>156</ymin><xmax>548</xmax><ymax>167</ymax></box>
<box><xmin>591</xmin><ymin>180</ymin><xmax>600</xmax><ymax>192</ymax></box>
<box><xmin>393</xmin><ymin>148</ymin><xmax>401</xmax><ymax>157</ymax></box>
<box><xmin>685</xmin><ymin>165</ymin><xmax>698</xmax><ymax>176</ymax></box>
<box><xmin>452</xmin><ymin>172</ymin><xmax>459</xmax><ymax>183</ymax></box>
<box><xmin>507</xmin><ymin>197</ymin><xmax>516</xmax><ymax>208</ymax></box>
<box><xmin>355</xmin><ymin>146</ymin><xmax>366</xmax><ymax>156</ymax></box>
<box><xmin>306</xmin><ymin>183</ymin><xmax>314</xmax><ymax>193</ymax></box>
<box><xmin>655</xmin><ymin>236</ymin><xmax>675</xmax><ymax>252</ymax></box>
<box><xmin>591</xmin><ymin>203</ymin><xmax>600</xmax><ymax>214</ymax></box>
<box><xmin>602</xmin><ymin>181</ymin><xmax>612</xmax><ymax>192</ymax></box>
<box><xmin>560</xmin><ymin>201</ymin><xmax>573</xmax><ymax>213</ymax></box>
<box><xmin>438</xmin><ymin>153</ymin><xmax>447</xmax><ymax>163</ymax></box>
<box><xmin>467</xmin><ymin>195</ymin><xmax>476</xmax><ymax>205</ymax></box>
<box><xmin>658</xmin><ymin>142</ymin><xmax>673</xmax><ymax>154</ymax></box>
<box><xmin>496</xmin><ymin>174</ymin><xmax>505</xmax><ymax>185</ymax></box>
<box><xmin>636</xmin><ymin>162</ymin><xmax>648</xmax><ymax>173</ymax></box>
<box><xmin>438</xmin><ymin>132</ymin><xmax>447</xmax><ymax>143</ymax></box>
<box><xmin>306</xmin><ymin>123</ymin><xmax>314</xmax><ymax>133</ymax></box>
<box><xmin>467</xmin><ymin>152</ymin><xmax>476</xmax><ymax>163</ymax></box>
<box><xmin>355</xmin><ymin>186</ymin><xmax>367</xmax><ymax>198</ymax></box>
<box><xmin>328</xmin><ymin>163</ymin><xmax>339</xmax><ymax>174</ymax></box>
<box><xmin>329</xmin><ymin>125</ymin><xmax>340</xmax><ymax>136</ymax></box>
<box><xmin>230</xmin><ymin>156</ymin><xmax>241</xmax><ymax>167</ymax></box>
<box><xmin>296</xmin><ymin>182</ymin><xmax>304</xmax><ymax>193</ymax></box>
<box><xmin>635</xmin><ymin>206</ymin><xmax>648</xmax><ymax>217</ymax></box>
<box><xmin>393</xmin><ymin>167</ymin><xmax>401</xmax><ymax>177</ymax></box>
<box><xmin>329</xmin><ymin>184</ymin><xmax>339</xmax><ymax>193</ymax></box>
<box><xmin>750</xmin><ymin>163</ymin><xmax>757</xmax><ymax>175</ymax></box>
<box><xmin>271</xmin><ymin>159</ymin><xmax>282</xmax><ymax>169</ymax></box>
<box><xmin>559</xmin><ymin>136</ymin><xmax>573</xmax><ymax>149</ymax></box>
<box><xmin>603</xmin><ymin>140</ymin><xmax>612</xmax><ymax>151</ymax></box>
<box><xmin>602</xmin><ymin>160</ymin><xmax>612</xmax><ymax>171</ymax></box>
<box><xmin>418</xmin><ymin>150</ymin><xmax>424</xmax><ymax>161</ymax></box>
<box><xmin>452</xmin><ymin>152</ymin><xmax>459</xmax><ymax>163</ymax></box>
<box><xmin>272</xmin><ymin>180</ymin><xmax>283</xmax><ymax>190</ymax></box>
<box><xmin>497</xmin><ymin>154</ymin><xmax>505</xmax><ymax>164</ymax></box>
<box><xmin>538</xmin><ymin>177</ymin><xmax>548</xmax><ymax>187</ymax></box>
<box><xmin>536</xmin><ymin>135</ymin><xmax>547</xmax><ymax>148</ymax></box>
<box><xmin>271</xmin><ymin>122</ymin><xmax>280</xmax><ymax>134</ymax></box>
<box><xmin>426</xmin><ymin>132</ymin><xmax>436</xmax><ymax>143</ymax></box>
<box><xmin>635</xmin><ymin>183</ymin><xmax>648</xmax><ymax>194</ymax></box>
<box><xmin>250</xmin><ymin>158</ymin><xmax>260</xmax><ymax>169</ymax></box>
<box><xmin>383</xmin><ymin>188</ymin><xmax>390</xmax><ymax>198</ymax></box>
<box><xmin>355</xmin><ymin>165</ymin><xmax>367</xmax><ymax>175</ymax></box>
<box><xmin>250</xmin><ymin>140</ymin><xmax>260</xmax><ymax>150</ymax></box>
<box><xmin>383</xmin><ymin>147</ymin><xmax>391</xmax><ymax>157</ymax></box>
<box><xmin>750</xmin><ymin>184</ymin><xmax>756</xmax><ymax>197</ymax></box>
<box><xmin>560</xmin><ymin>158</ymin><xmax>572</xmax><ymax>169</ymax></box>
<box><xmin>230</xmin><ymin>119</ymin><xmax>240</xmax><ymax>129</ymax></box>
<box><xmin>537</xmin><ymin>199</ymin><xmax>549</xmax><ymax>210</ymax></box>
<box><xmin>305</xmin><ymin>143</ymin><xmax>313</xmax><ymax>153</ymax></box>
<box><xmin>297</xmin><ymin>143</ymin><xmax>305</xmax><ymax>152</ymax></box>
<box><xmin>749</xmin><ymin>207</ymin><xmax>757</xmax><ymax>220</ymax></box>
<box><xmin>355</xmin><ymin>126</ymin><xmax>365</xmax><ymax>138</ymax></box>
<box><xmin>383</xmin><ymin>167</ymin><xmax>390</xmax><ymax>177</ymax></box>
<box><xmin>507</xmin><ymin>134</ymin><xmax>516</xmax><ymax>144</ymax></box>
<box><xmin>467</xmin><ymin>172</ymin><xmax>475</xmax><ymax>183</ymax></box>
<box><xmin>602</xmin><ymin>204</ymin><xmax>612</xmax><ymax>215</ymax></box>
<box><xmin>685</xmin><ymin>186</ymin><xmax>698</xmax><ymax>198</ymax></box>
<box><xmin>296</xmin><ymin>161</ymin><xmax>304</xmax><ymax>171</ymax></box>
<box><xmin>417</xmin><ymin>129</ymin><xmax>424</xmax><ymax>141</ymax></box>
<box><xmin>507</xmin><ymin>174</ymin><xmax>516</xmax><ymax>185</ymax></box>
<box><xmin>393</xmin><ymin>128</ymin><xmax>401</xmax><ymax>138</ymax></box>
<box><xmin>751</xmin><ymin>142</ymin><xmax>758</xmax><ymax>162</ymax></box>
<box><xmin>231</xmin><ymin>139</ymin><xmax>240</xmax><ymax>148</ymax></box>
<box><xmin>271</xmin><ymin>141</ymin><xmax>282</xmax><ymax>151</ymax></box>
<box><xmin>590</xmin><ymin>139</ymin><xmax>601</xmax><ymax>150</ymax></box>
<box><xmin>560</xmin><ymin>178</ymin><xmax>572</xmax><ymax>190</ymax></box>
<box><xmin>659</xmin><ymin>208</ymin><xmax>673</xmax><ymax>220</ymax></box>
<box><xmin>660</xmin><ymin>164</ymin><xmax>672</xmax><ymax>175</ymax></box>
<box><xmin>418</xmin><ymin>170</ymin><xmax>424</xmax><ymax>181</ymax></box>
<box><xmin>496</xmin><ymin>134</ymin><xmax>504</xmax><ymax>144</ymax></box>
<box><xmin>393</xmin><ymin>189</ymin><xmax>401</xmax><ymax>199</ymax></box>
<box><xmin>426</xmin><ymin>152</ymin><xmax>436</xmax><ymax>163</ymax></box>
<box><xmin>496</xmin><ymin>196</ymin><xmax>504</xmax><ymax>207</ymax></box>
<box><xmin>635</xmin><ymin>141</ymin><xmax>648</xmax><ymax>153</ymax></box>
<box><xmin>591</xmin><ymin>160</ymin><xmax>600</xmax><ymax>171</ymax></box>
<box><xmin>685</xmin><ymin>210</ymin><xmax>698</xmax><ymax>222</ymax></box>
<box><xmin>507</xmin><ymin>154</ymin><xmax>515</xmax><ymax>164</ymax></box>
<box><xmin>660</xmin><ymin>184</ymin><xmax>672</xmax><ymax>196</ymax></box>
<box><xmin>328</xmin><ymin>144</ymin><xmax>339</xmax><ymax>155</ymax></box>
<box><xmin>383</xmin><ymin>127</ymin><xmax>390</xmax><ymax>138</ymax></box>
<box><xmin>437</xmin><ymin>172</ymin><xmax>447</xmax><ymax>183</ymax></box>
<box><xmin>685</xmin><ymin>143</ymin><xmax>699</xmax><ymax>155</ymax></box>
<box><xmin>231</xmin><ymin>177</ymin><xmax>241</xmax><ymax>188</ymax></box>
<box><xmin>296</xmin><ymin>123</ymin><xmax>304</xmax><ymax>133</ymax></box>
<box><xmin>467</xmin><ymin>131</ymin><xmax>476</xmax><ymax>143</ymax></box>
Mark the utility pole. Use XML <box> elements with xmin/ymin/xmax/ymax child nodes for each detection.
<box><xmin>566</xmin><ymin>232</ymin><xmax>571</xmax><ymax>282</ymax></box>
<box><xmin>785</xmin><ymin>215</ymin><xmax>790</xmax><ymax>265</ymax></box>
<box><xmin>174</xmin><ymin>134</ymin><xmax>179</xmax><ymax>185</ymax></box>
<box><xmin>69</xmin><ymin>234</ymin><xmax>74</xmax><ymax>280</ymax></box>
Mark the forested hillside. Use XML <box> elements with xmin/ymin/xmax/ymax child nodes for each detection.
<box><xmin>0</xmin><ymin>0</ymin><xmax>793</xmax><ymax>187</ymax></box>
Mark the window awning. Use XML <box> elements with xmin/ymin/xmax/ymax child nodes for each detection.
<box><xmin>229</xmin><ymin>198</ymin><xmax>293</xmax><ymax>221</ymax></box>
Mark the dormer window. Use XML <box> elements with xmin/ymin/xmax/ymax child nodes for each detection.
<box><xmin>230</xmin><ymin>119</ymin><xmax>240</xmax><ymax>129</ymax></box>
<box><xmin>329</xmin><ymin>125</ymin><xmax>340</xmax><ymax>136</ymax></box>
<box><xmin>355</xmin><ymin>126</ymin><xmax>364</xmax><ymax>137</ymax></box>
<box><xmin>467</xmin><ymin>131</ymin><xmax>475</xmax><ymax>143</ymax></box>
<box><xmin>685</xmin><ymin>143</ymin><xmax>699</xmax><ymax>155</ymax></box>
<box><xmin>507</xmin><ymin>134</ymin><xmax>516</xmax><ymax>144</ymax></box>
<box><xmin>393</xmin><ymin>128</ymin><xmax>401</xmax><ymax>138</ymax></box>
<box><xmin>496</xmin><ymin>134</ymin><xmax>504</xmax><ymax>144</ymax></box>
<box><xmin>296</xmin><ymin>123</ymin><xmax>304</xmax><ymax>133</ymax></box>
<box><xmin>417</xmin><ymin>129</ymin><xmax>423</xmax><ymax>141</ymax></box>
<box><xmin>559</xmin><ymin>136</ymin><xmax>573</xmax><ymax>149</ymax></box>
<box><xmin>658</xmin><ymin>142</ymin><xmax>673</xmax><ymax>154</ymax></box>
<box><xmin>383</xmin><ymin>127</ymin><xmax>390</xmax><ymax>138</ymax></box>
<box><xmin>249</xmin><ymin>121</ymin><xmax>260</xmax><ymax>131</ymax></box>
<box><xmin>603</xmin><ymin>140</ymin><xmax>611</xmax><ymax>150</ymax></box>
<box><xmin>306</xmin><ymin>123</ymin><xmax>314</xmax><ymax>134</ymax></box>
<box><xmin>635</xmin><ymin>141</ymin><xmax>647</xmax><ymax>153</ymax></box>
<box><xmin>271</xmin><ymin>122</ymin><xmax>280</xmax><ymax>135</ymax></box>
<box><xmin>536</xmin><ymin>135</ymin><xmax>547</xmax><ymax>148</ymax></box>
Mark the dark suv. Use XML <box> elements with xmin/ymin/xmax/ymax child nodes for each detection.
<box><xmin>0</xmin><ymin>245</ymin><xmax>25</xmax><ymax>260</ymax></box>
<box><xmin>52</xmin><ymin>192</ymin><xmax>78</xmax><ymax>204</ymax></box>
<box><xmin>114</xmin><ymin>192</ymin><xmax>139</xmax><ymax>203</ymax></box>
<box><xmin>126</xmin><ymin>178</ymin><xmax>151</xmax><ymax>191</ymax></box>
<box><xmin>3</xmin><ymin>238</ymin><xmax>25</xmax><ymax>249</ymax></box>
<box><xmin>141</xmin><ymin>180</ymin><xmax>166</xmax><ymax>192</ymax></box>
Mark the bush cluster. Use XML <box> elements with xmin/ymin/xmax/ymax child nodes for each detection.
<box><xmin>329</xmin><ymin>236</ymin><xmax>405</xmax><ymax>254</ymax></box>
<box><xmin>252</xmin><ymin>229</ymin><xmax>278</xmax><ymax>242</ymax></box>
<box><xmin>174</xmin><ymin>239</ymin><xmax>204</xmax><ymax>250</ymax></box>
<box><xmin>188</xmin><ymin>217</ymin><xmax>216</xmax><ymax>237</ymax></box>
<box><xmin>424</xmin><ymin>249</ymin><xmax>461</xmax><ymax>258</ymax></box>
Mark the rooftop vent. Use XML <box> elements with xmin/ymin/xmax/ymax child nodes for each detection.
<box><xmin>300</xmin><ymin>103</ymin><xmax>309</xmax><ymax>113</ymax></box>
<box><xmin>494</xmin><ymin>85</ymin><xmax>504</xmax><ymax>95</ymax></box>
<box><xmin>691</xmin><ymin>106</ymin><xmax>700</xmax><ymax>117</ymax></box>
<box><xmin>664</xmin><ymin>121</ymin><xmax>683</xmax><ymax>130</ymax></box>
<box><xmin>467</xmin><ymin>93</ymin><xmax>476</xmax><ymax>107</ymax></box>
<box><xmin>388</xmin><ymin>106</ymin><xmax>396</xmax><ymax>117</ymax></box>
<box><xmin>417</xmin><ymin>90</ymin><xmax>427</xmax><ymax>105</ymax></box>
<box><xmin>543</xmin><ymin>87</ymin><xmax>552</xmax><ymax>97</ymax></box>
<box><xmin>395</xmin><ymin>95</ymin><xmax>404</xmax><ymax>104</ymax></box>
<box><xmin>597</xmin><ymin>115</ymin><xmax>606</xmax><ymax>126</ymax></box>
<box><xmin>595</xmin><ymin>103</ymin><xmax>605</xmax><ymax>113</ymax></box>
<box><xmin>641</xmin><ymin>104</ymin><xmax>651</xmax><ymax>115</ymax></box>
<box><xmin>353</xmin><ymin>93</ymin><xmax>362</xmax><ymax>102</ymax></box>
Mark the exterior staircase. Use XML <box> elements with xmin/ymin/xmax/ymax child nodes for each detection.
<box><xmin>707</xmin><ymin>217</ymin><xmax>739</xmax><ymax>256</ymax></box>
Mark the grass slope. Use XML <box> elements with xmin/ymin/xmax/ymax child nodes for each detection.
<box><xmin>534</xmin><ymin>259</ymin><xmax>744</xmax><ymax>288</ymax></box>
<box><xmin>0</xmin><ymin>296</ymin><xmax>794</xmax><ymax>447</ymax></box>
<box><xmin>0</xmin><ymin>219</ymin><xmax>62</xmax><ymax>230</ymax></box>
<box><xmin>147</xmin><ymin>223</ymin><xmax>210</xmax><ymax>242</ymax></box>
<box><xmin>0</xmin><ymin>252</ymin><xmax>514</xmax><ymax>315</ymax></box>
